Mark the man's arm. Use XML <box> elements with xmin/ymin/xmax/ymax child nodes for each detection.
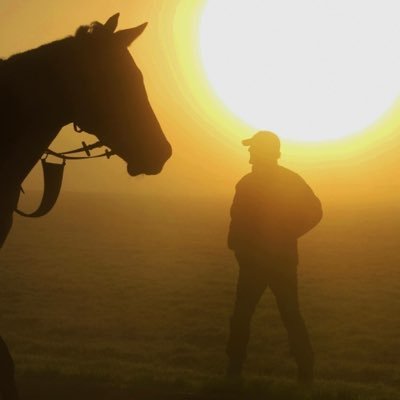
<box><xmin>227</xmin><ymin>175</ymin><xmax>255</xmax><ymax>250</ymax></box>
<box><xmin>291</xmin><ymin>176</ymin><xmax>323</xmax><ymax>238</ymax></box>
<box><xmin>227</xmin><ymin>182</ymin><xmax>242</xmax><ymax>250</ymax></box>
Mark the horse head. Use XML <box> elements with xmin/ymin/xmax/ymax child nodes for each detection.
<box><xmin>69</xmin><ymin>14</ymin><xmax>172</xmax><ymax>176</ymax></box>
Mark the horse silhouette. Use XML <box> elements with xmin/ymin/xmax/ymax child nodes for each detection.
<box><xmin>0</xmin><ymin>13</ymin><xmax>172</xmax><ymax>399</ymax></box>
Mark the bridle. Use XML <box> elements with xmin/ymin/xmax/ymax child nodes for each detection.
<box><xmin>43</xmin><ymin>123</ymin><xmax>114</xmax><ymax>161</ymax></box>
<box><xmin>15</xmin><ymin>123</ymin><xmax>115</xmax><ymax>218</ymax></box>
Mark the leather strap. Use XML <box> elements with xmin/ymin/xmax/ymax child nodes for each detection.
<box><xmin>15</xmin><ymin>159</ymin><xmax>65</xmax><ymax>218</ymax></box>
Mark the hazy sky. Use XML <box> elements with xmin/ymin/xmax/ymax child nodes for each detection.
<box><xmin>1</xmin><ymin>0</ymin><xmax>400</xmax><ymax>204</ymax></box>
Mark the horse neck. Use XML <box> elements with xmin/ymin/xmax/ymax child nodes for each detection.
<box><xmin>0</xmin><ymin>37</ymin><xmax>77</xmax><ymax>185</ymax></box>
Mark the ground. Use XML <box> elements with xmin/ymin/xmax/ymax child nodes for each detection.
<box><xmin>1</xmin><ymin>192</ymin><xmax>400</xmax><ymax>399</ymax></box>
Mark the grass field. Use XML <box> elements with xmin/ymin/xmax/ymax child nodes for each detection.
<box><xmin>1</xmin><ymin>192</ymin><xmax>400</xmax><ymax>399</ymax></box>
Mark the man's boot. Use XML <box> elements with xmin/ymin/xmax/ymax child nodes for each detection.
<box><xmin>226</xmin><ymin>358</ymin><xmax>244</xmax><ymax>379</ymax></box>
<box><xmin>297</xmin><ymin>360</ymin><xmax>314</xmax><ymax>388</ymax></box>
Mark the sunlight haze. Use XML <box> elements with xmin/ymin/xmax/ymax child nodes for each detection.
<box><xmin>1</xmin><ymin>0</ymin><xmax>400</xmax><ymax>203</ymax></box>
<box><xmin>200</xmin><ymin>0</ymin><xmax>400</xmax><ymax>142</ymax></box>
<box><xmin>2</xmin><ymin>2</ymin><xmax>400</xmax><ymax>398</ymax></box>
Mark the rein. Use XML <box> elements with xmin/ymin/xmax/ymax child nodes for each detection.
<box><xmin>15</xmin><ymin>123</ymin><xmax>114</xmax><ymax>218</ymax></box>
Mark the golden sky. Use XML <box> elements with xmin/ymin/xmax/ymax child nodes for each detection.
<box><xmin>1</xmin><ymin>0</ymin><xmax>400</xmax><ymax>204</ymax></box>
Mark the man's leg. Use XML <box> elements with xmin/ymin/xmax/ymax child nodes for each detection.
<box><xmin>0</xmin><ymin>337</ymin><xmax>19</xmax><ymax>400</ymax></box>
<box><xmin>269</xmin><ymin>264</ymin><xmax>314</xmax><ymax>384</ymax></box>
<box><xmin>226</xmin><ymin>252</ymin><xmax>267</xmax><ymax>377</ymax></box>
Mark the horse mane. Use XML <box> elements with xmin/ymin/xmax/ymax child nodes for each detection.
<box><xmin>3</xmin><ymin>20</ymin><xmax>109</xmax><ymax>68</ymax></box>
<box><xmin>75</xmin><ymin>21</ymin><xmax>109</xmax><ymax>38</ymax></box>
<box><xmin>3</xmin><ymin>38</ymin><xmax>75</xmax><ymax>71</ymax></box>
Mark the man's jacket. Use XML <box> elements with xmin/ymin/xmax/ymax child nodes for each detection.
<box><xmin>228</xmin><ymin>165</ymin><xmax>322</xmax><ymax>264</ymax></box>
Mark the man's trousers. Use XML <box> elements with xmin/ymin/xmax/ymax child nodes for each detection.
<box><xmin>226</xmin><ymin>250</ymin><xmax>314</xmax><ymax>379</ymax></box>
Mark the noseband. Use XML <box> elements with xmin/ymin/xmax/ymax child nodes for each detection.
<box><xmin>15</xmin><ymin>123</ymin><xmax>114</xmax><ymax>218</ymax></box>
<box><xmin>44</xmin><ymin>123</ymin><xmax>114</xmax><ymax>161</ymax></box>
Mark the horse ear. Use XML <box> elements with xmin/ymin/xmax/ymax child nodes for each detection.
<box><xmin>104</xmin><ymin>13</ymin><xmax>120</xmax><ymax>33</ymax></box>
<box><xmin>114</xmin><ymin>23</ymin><xmax>148</xmax><ymax>47</ymax></box>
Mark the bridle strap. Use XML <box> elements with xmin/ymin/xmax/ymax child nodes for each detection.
<box><xmin>15</xmin><ymin>126</ymin><xmax>114</xmax><ymax>218</ymax></box>
<box><xmin>73</xmin><ymin>122</ymin><xmax>84</xmax><ymax>133</ymax></box>
<box><xmin>44</xmin><ymin>141</ymin><xmax>114</xmax><ymax>160</ymax></box>
<box><xmin>15</xmin><ymin>159</ymin><xmax>65</xmax><ymax>218</ymax></box>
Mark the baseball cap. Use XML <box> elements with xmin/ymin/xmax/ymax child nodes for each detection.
<box><xmin>242</xmin><ymin>131</ymin><xmax>280</xmax><ymax>149</ymax></box>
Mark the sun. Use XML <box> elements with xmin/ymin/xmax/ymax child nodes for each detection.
<box><xmin>199</xmin><ymin>0</ymin><xmax>400</xmax><ymax>142</ymax></box>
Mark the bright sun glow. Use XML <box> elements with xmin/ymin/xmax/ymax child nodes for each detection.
<box><xmin>199</xmin><ymin>0</ymin><xmax>400</xmax><ymax>142</ymax></box>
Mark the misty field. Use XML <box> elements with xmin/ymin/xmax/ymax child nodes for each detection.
<box><xmin>1</xmin><ymin>192</ymin><xmax>400</xmax><ymax>399</ymax></box>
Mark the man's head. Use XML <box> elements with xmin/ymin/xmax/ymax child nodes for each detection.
<box><xmin>242</xmin><ymin>131</ymin><xmax>281</xmax><ymax>166</ymax></box>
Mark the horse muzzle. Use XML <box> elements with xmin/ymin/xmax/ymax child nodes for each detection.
<box><xmin>126</xmin><ymin>142</ymin><xmax>172</xmax><ymax>176</ymax></box>
<box><xmin>127</xmin><ymin>163</ymin><xmax>163</xmax><ymax>176</ymax></box>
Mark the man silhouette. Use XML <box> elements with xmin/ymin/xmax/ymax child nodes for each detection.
<box><xmin>226</xmin><ymin>131</ymin><xmax>322</xmax><ymax>384</ymax></box>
